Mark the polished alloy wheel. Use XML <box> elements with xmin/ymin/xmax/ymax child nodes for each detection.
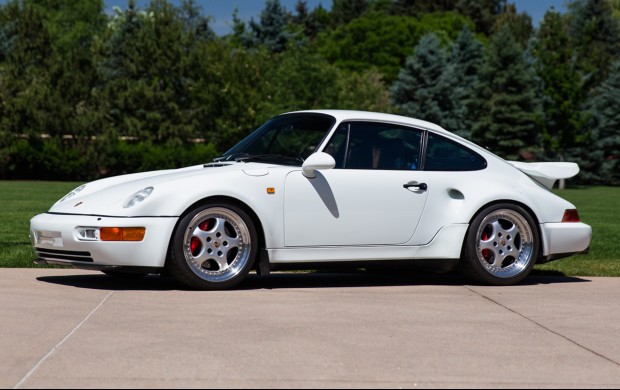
<box><xmin>475</xmin><ymin>209</ymin><xmax>535</xmax><ymax>279</ymax></box>
<box><xmin>183</xmin><ymin>207</ymin><xmax>252</xmax><ymax>283</ymax></box>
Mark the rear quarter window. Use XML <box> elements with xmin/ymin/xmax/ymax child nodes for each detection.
<box><xmin>424</xmin><ymin>133</ymin><xmax>487</xmax><ymax>171</ymax></box>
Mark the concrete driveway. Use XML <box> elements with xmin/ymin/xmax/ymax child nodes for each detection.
<box><xmin>1</xmin><ymin>268</ymin><xmax>620</xmax><ymax>388</ymax></box>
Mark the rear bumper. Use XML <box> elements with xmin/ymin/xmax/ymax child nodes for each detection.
<box><xmin>539</xmin><ymin>222</ymin><xmax>592</xmax><ymax>261</ymax></box>
<box><xmin>30</xmin><ymin>213</ymin><xmax>178</xmax><ymax>268</ymax></box>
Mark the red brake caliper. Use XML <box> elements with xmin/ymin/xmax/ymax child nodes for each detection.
<box><xmin>481</xmin><ymin>229</ymin><xmax>492</xmax><ymax>261</ymax></box>
<box><xmin>191</xmin><ymin>220</ymin><xmax>209</xmax><ymax>256</ymax></box>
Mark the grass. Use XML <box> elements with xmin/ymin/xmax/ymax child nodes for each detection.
<box><xmin>0</xmin><ymin>181</ymin><xmax>79</xmax><ymax>268</ymax></box>
<box><xmin>0</xmin><ymin>181</ymin><xmax>618</xmax><ymax>276</ymax></box>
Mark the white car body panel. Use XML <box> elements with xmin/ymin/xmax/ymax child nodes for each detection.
<box><xmin>284</xmin><ymin>169</ymin><xmax>428</xmax><ymax>246</ymax></box>
<box><xmin>30</xmin><ymin>110</ymin><xmax>592</xmax><ymax>274</ymax></box>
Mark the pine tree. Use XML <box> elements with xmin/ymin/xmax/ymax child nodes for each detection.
<box><xmin>331</xmin><ymin>0</ymin><xmax>369</xmax><ymax>25</ymax></box>
<box><xmin>390</xmin><ymin>34</ymin><xmax>456</xmax><ymax>129</ymax></box>
<box><xmin>568</xmin><ymin>0</ymin><xmax>620</xmax><ymax>91</ymax></box>
<box><xmin>179</xmin><ymin>0</ymin><xmax>215</xmax><ymax>42</ymax></box>
<box><xmin>389</xmin><ymin>0</ymin><xmax>458</xmax><ymax>15</ymax></box>
<box><xmin>581</xmin><ymin>61</ymin><xmax>620</xmax><ymax>185</ymax></box>
<box><xmin>96</xmin><ymin>0</ymin><xmax>209</xmax><ymax>144</ymax></box>
<box><xmin>455</xmin><ymin>0</ymin><xmax>503</xmax><ymax>35</ymax></box>
<box><xmin>444</xmin><ymin>25</ymin><xmax>484</xmax><ymax>137</ymax></box>
<box><xmin>492</xmin><ymin>2</ymin><xmax>533</xmax><ymax>47</ymax></box>
<box><xmin>247</xmin><ymin>0</ymin><xmax>297</xmax><ymax>53</ymax></box>
<box><xmin>472</xmin><ymin>25</ymin><xmax>540</xmax><ymax>160</ymax></box>
<box><xmin>292</xmin><ymin>0</ymin><xmax>329</xmax><ymax>40</ymax></box>
<box><xmin>533</xmin><ymin>8</ymin><xmax>589</xmax><ymax>182</ymax></box>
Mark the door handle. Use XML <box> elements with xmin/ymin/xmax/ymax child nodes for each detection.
<box><xmin>403</xmin><ymin>182</ymin><xmax>428</xmax><ymax>191</ymax></box>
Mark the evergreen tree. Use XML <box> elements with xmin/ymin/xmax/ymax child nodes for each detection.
<box><xmin>95</xmin><ymin>0</ymin><xmax>211</xmax><ymax>144</ymax></box>
<box><xmin>331</xmin><ymin>0</ymin><xmax>369</xmax><ymax>25</ymax></box>
<box><xmin>472</xmin><ymin>25</ymin><xmax>540</xmax><ymax>160</ymax></box>
<box><xmin>610</xmin><ymin>0</ymin><xmax>620</xmax><ymax>20</ymax></box>
<box><xmin>581</xmin><ymin>61</ymin><xmax>620</xmax><ymax>185</ymax></box>
<box><xmin>247</xmin><ymin>0</ymin><xmax>297</xmax><ymax>53</ymax></box>
<box><xmin>390</xmin><ymin>34</ymin><xmax>456</xmax><ymax>128</ymax></box>
<box><xmin>337</xmin><ymin>69</ymin><xmax>393</xmax><ymax>112</ymax></box>
<box><xmin>0</xmin><ymin>1</ymin><xmax>53</xmax><ymax>138</ymax></box>
<box><xmin>568</xmin><ymin>0</ymin><xmax>620</xmax><ymax>91</ymax></box>
<box><xmin>179</xmin><ymin>0</ymin><xmax>215</xmax><ymax>42</ymax></box>
<box><xmin>389</xmin><ymin>0</ymin><xmax>458</xmax><ymax>15</ymax></box>
<box><xmin>456</xmin><ymin>0</ymin><xmax>503</xmax><ymax>35</ymax></box>
<box><xmin>445</xmin><ymin>25</ymin><xmax>484</xmax><ymax>137</ymax></box>
<box><xmin>319</xmin><ymin>11</ymin><xmax>474</xmax><ymax>82</ymax></box>
<box><xmin>493</xmin><ymin>2</ymin><xmax>533</xmax><ymax>47</ymax></box>
<box><xmin>292</xmin><ymin>0</ymin><xmax>329</xmax><ymax>40</ymax></box>
<box><xmin>28</xmin><ymin>0</ymin><xmax>106</xmax><ymax>152</ymax></box>
<box><xmin>533</xmin><ymin>8</ymin><xmax>589</xmax><ymax>180</ymax></box>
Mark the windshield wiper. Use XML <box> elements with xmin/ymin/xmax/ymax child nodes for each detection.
<box><xmin>235</xmin><ymin>154</ymin><xmax>304</xmax><ymax>165</ymax></box>
<box><xmin>213</xmin><ymin>153</ymin><xmax>251</xmax><ymax>162</ymax></box>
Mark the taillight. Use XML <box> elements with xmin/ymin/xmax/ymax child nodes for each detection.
<box><xmin>562</xmin><ymin>209</ymin><xmax>581</xmax><ymax>223</ymax></box>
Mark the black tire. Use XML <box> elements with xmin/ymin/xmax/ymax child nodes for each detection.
<box><xmin>167</xmin><ymin>203</ymin><xmax>258</xmax><ymax>290</ymax></box>
<box><xmin>460</xmin><ymin>203</ymin><xmax>539</xmax><ymax>286</ymax></box>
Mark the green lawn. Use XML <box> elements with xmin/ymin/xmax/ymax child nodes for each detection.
<box><xmin>0</xmin><ymin>181</ymin><xmax>79</xmax><ymax>268</ymax></box>
<box><xmin>0</xmin><ymin>181</ymin><xmax>618</xmax><ymax>276</ymax></box>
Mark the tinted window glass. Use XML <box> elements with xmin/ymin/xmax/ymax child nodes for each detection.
<box><xmin>424</xmin><ymin>133</ymin><xmax>487</xmax><ymax>171</ymax></box>
<box><xmin>324</xmin><ymin>122</ymin><xmax>423</xmax><ymax>170</ymax></box>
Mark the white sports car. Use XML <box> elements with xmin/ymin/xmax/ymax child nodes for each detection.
<box><xmin>30</xmin><ymin>110</ymin><xmax>592</xmax><ymax>289</ymax></box>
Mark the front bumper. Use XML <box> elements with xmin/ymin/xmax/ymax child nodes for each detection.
<box><xmin>30</xmin><ymin>213</ymin><xmax>179</xmax><ymax>269</ymax></box>
<box><xmin>539</xmin><ymin>222</ymin><xmax>592</xmax><ymax>262</ymax></box>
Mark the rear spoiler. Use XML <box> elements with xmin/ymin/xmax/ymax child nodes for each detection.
<box><xmin>508</xmin><ymin>161</ymin><xmax>580</xmax><ymax>190</ymax></box>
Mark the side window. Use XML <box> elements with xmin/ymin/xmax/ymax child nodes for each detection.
<box><xmin>424</xmin><ymin>133</ymin><xmax>487</xmax><ymax>171</ymax></box>
<box><xmin>324</xmin><ymin>122</ymin><xmax>423</xmax><ymax>170</ymax></box>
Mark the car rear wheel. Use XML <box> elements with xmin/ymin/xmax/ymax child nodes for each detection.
<box><xmin>168</xmin><ymin>203</ymin><xmax>258</xmax><ymax>290</ymax></box>
<box><xmin>461</xmin><ymin>204</ymin><xmax>539</xmax><ymax>286</ymax></box>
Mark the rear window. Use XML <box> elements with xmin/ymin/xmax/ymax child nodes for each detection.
<box><xmin>424</xmin><ymin>133</ymin><xmax>487</xmax><ymax>171</ymax></box>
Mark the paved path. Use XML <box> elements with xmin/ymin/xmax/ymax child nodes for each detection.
<box><xmin>1</xmin><ymin>269</ymin><xmax>620</xmax><ymax>388</ymax></box>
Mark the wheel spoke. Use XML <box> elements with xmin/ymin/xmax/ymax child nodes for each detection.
<box><xmin>213</xmin><ymin>254</ymin><xmax>230</xmax><ymax>272</ymax></box>
<box><xmin>225</xmin><ymin>235</ymin><xmax>241</xmax><ymax>249</ymax></box>
<box><xmin>491</xmin><ymin>252</ymin><xmax>506</xmax><ymax>268</ymax></box>
<box><xmin>490</xmin><ymin>220</ymin><xmax>502</xmax><ymax>239</ymax></box>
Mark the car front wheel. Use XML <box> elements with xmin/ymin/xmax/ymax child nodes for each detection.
<box><xmin>461</xmin><ymin>204</ymin><xmax>539</xmax><ymax>286</ymax></box>
<box><xmin>168</xmin><ymin>203</ymin><xmax>258</xmax><ymax>290</ymax></box>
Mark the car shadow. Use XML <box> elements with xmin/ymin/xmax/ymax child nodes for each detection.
<box><xmin>36</xmin><ymin>270</ymin><xmax>590</xmax><ymax>292</ymax></box>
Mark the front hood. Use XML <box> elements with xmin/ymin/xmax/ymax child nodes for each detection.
<box><xmin>48</xmin><ymin>162</ymin><xmax>278</xmax><ymax>216</ymax></box>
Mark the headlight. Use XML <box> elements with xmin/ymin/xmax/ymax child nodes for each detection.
<box><xmin>124</xmin><ymin>187</ymin><xmax>154</xmax><ymax>208</ymax></box>
<box><xmin>58</xmin><ymin>185</ymin><xmax>86</xmax><ymax>203</ymax></box>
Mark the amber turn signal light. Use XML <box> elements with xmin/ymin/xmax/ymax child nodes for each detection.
<box><xmin>100</xmin><ymin>227</ymin><xmax>146</xmax><ymax>241</ymax></box>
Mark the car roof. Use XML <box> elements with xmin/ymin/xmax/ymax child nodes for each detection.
<box><xmin>287</xmin><ymin>109</ymin><xmax>448</xmax><ymax>134</ymax></box>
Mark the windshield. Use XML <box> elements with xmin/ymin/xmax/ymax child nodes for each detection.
<box><xmin>216</xmin><ymin>113</ymin><xmax>336</xmax><ymax>165</ymax></box>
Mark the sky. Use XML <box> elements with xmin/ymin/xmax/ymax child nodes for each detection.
<box><xmin>101</xmin><ymin>0</ymin><xmax>569</xmax><ymax>35</ymax></box>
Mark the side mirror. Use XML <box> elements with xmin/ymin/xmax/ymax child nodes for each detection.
<box><xmin>302</xmin><ymin>152</ymin><xmax>336</xmax><ymax>178</ymax></box>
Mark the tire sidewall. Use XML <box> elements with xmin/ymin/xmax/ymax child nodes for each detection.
<box><xmin>462</xmin><ymin>203</ymin><xmax>540</xmax><ymax>286</ymax></box>
<box><xmin>169</xmin><ymin>203</ymin><xmax>258</xmax><ymax>290</ymax></box>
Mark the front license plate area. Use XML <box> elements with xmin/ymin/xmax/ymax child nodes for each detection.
<box><xmin>36</xmin><ymin>231</ymin><xmax>64</xmax><ymax>248</ymax></box>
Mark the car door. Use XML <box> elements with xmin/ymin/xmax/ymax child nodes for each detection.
<box><xmin>284</xmin><ymin>121</ymin><xmax>430</xmax><ymax>247</ymax></box>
